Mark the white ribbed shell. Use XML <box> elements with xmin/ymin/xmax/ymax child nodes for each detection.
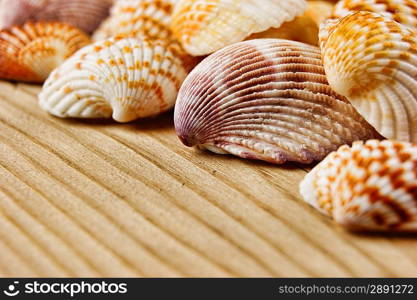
<box><xmin>39</xmin><ymin>37</ymin><xmax>188</xmax><ymax>122</ymax></box>
<box><xmin>300</xmin><ymin>139</ymin><xmax>417</xmax><ymax>232</ymax></box>
<box><xmin>171</xmin><ymin>0</ymin><xmax>307</xmax><ymax>56</ymax></box>
<box><xmin>321</xmin><ymin>12</ymin><xmax>417</xmax><ymax>142</ymax></box>
<box><xmin>174</xmin><ymin>39</ymin><xmax>380</xmax><ymax>164</ymax></box>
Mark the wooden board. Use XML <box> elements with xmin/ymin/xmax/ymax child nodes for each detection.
<box><xmin>0</xmin><ymin>80</ymin><xmax>416</xmax><ymax>278</ymax></box>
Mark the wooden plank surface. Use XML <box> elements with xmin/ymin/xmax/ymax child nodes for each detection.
<box><xmin>0</xmin><ymin>80</ymin><xmax>416</xmax><ymax>277</ymax></box>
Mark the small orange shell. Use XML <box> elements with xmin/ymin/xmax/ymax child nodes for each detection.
<box><xmin>171</xmin><ymin>0</ymin><xmax>307</xmax><ymax>56</ymax></box>
<box><xmin>0</xmin><ymin>21</ymin><xmax>91</xmax><ymax>82</ymax></box>
<box><xmin>93</xmin><ymin>0</ymin><xmax>178</xmax><ymax>41</ymax></box>
<box><xmin>0</xmin><ymin>0</ymin><xmax>113</xmax><ymax>34</ymax></box>
<box><xmin>300</xmin><ymin>139</ymin><xmax>417</xmax><ymax>232</ymax></box>
<box><xmin>321</xmin><ymin>12</ymin><xmax>417</xmax><ymax>142</ymax></box>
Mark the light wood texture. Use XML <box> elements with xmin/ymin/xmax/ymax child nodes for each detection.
<box><xmin>0</xmin><ymin>80</ymin><xmax>416</xmax><ymax>278</ymax></box>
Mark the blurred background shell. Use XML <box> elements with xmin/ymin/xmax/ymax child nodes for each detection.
<box><xmin>174</xmin><ymin>39</ymin><xmax>381</xmax><ymax>164</ymax></box>
<box><xmin>93</xmin><ymin>0</ymin><xmax>178</xmax><ymax>41</ymax></box>
<box><xmin>319</xmin><ymin>0</ymin><xmax>417</xmax><ymax>48</ymax></box>
<box><xmin>171</xmin><ymin>0</ymin><xmax>307</xmax><ymax>56</ymax></box>
<box><xmin>0</xmin><ymin>21</ymin><xmax>90</xmax><ymax>82</ymax></box>
<box><xmin>39</xmin><ymin>37</ymin><xmax>190</xmax><ymax>123</ymax></box>
<box><xmin>246</xmin><ymin>1</ymin><xmax>334</xmax><ymax>46</ymax></box>
<box><xmin>300</xmin><ymin>140</ymin><xmax>417</xmax><ymax>232</ymax></box>
<box><xmin>321</xmin><ymin>12</ymin><xmax>417</xmax><ymax>142</ymax></box>
<box><xmin>0</xmin><ymin>0</ymin><xmax>113</xmax><ymax>34</ymax></box>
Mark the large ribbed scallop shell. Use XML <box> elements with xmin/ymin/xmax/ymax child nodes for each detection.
<box><xmin>174</xmin><ymin>39</ymin><xmax>381</xmax><ymax>164</ymax></box>
<box><xmin>93</xmin><ymin>0</ymin><xmax>178</xmax><ymax>41</ymax></box>
<box><xmin>0</xmin><ymin>21</ymin><xmax>90</xmax><ymax>82</ymax></box>
<box><xmin>39</xmin><ymin>37</ymin><xmax>189</xmax><ymax>123</ymax></box>
<box><xmin>171</xmin><ymin>0</ymin><xmax>307</xmax><ymax>56</ymax></box>
<box><xmin>321</xmin><ymin>12</ymin><xmax>417</xmax><ymax>142</ymax></box>
<box><xmin>0</xmin><ymin>0</ymin><xmax>113</xmax><ymax>34</ymax></box>
<box><xmin>300</xmin><ymin>140</ymin><xmax>417</xmax><ymax>232</ymax></box>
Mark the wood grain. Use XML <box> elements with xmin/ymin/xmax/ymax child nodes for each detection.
<box><xmin>0</xmin><ymin>80</ymin><xmax>416</xmax><ymax>277</ymax></box>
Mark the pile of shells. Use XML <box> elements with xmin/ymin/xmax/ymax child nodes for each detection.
<box><xmin>0</xmin><ymin>0</ymin><xmax>416</xmax><ymax>233</ymax></box>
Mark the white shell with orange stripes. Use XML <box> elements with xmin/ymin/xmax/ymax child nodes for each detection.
<box><xmin>39</xmin><ymin>37</ymin><xmax>188</xmax><ymax>122</ymax></box>
<box><xmin>300</xmin><ymin>140</ymin><xmax>417</xmax><ymax>232</ymax></box>
<box><xmin>319</xmin><ymin>0</ymin><xmax>417</xmax><ymax>48</ymax></box>
<box><xmin>321</xmin><ymin>12</ymin><xmax>417</xmax><ymax>142</ymax></box>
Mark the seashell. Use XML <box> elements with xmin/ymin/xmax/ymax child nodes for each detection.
<box><xmin>0</xmin><ymin>21</ymin><xmax>91</xmax><ymax>82</ymax></box>
<box><xmin>0</xmin><ymin>0</ymin><xmax>113</xmax><ymax>34</ymax></box>
<box><xmin>39</xmin><ymin>36</ymin><xmax>190</xmax><ymax>123</ymax></box>
<box><xmin>319</xmin><ymin>0</ymin><xmax>417</xmax><ymax>48</ymax></box>
<box><xmin>247</xmin><ymin>1</ymin><xmax>333</xmax><ymax>46</ymax></box>
<box><xmin>321</xmin><ymin>12</ymin><xmax>417</xmax><ymax>142</ymax></box>
<box><xmin>171</xmin><ymin>0</ymin><xmax>307</xmax><ymax>56</ymax></box>
<box><xmin>93</xmin><ymin>0</ymin><xmax>178</xmax><ymax>41</ymax></box>
<box><xmin>247</xmin><ymin>12</ymin><xmax>319</xmax><ymax>46</ymax></box>
<box><xmin>174</xmin><ymin>39</ymin><xmax>381</xmax><ymax>164</ymax></box>
<box><xmin>305</xmin><ymin>0</ymin><xmax>334</xmax><ymax>26</ymax></box>
<box><xmin>332</xmin><ymin>0</ymin><xmax>417</xmax><ymax>30</ymax></box>
<box><xmin>300</xmin><ymin>139</ymin><xmax>417</xmax><ymax>232</ymax></box>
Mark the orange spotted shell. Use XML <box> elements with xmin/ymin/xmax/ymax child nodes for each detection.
<box><xmin>332</xmin><ymin>0</ymin><xmax>417</xmax><ymax>29</ymax></box>
<box><xmin>300</xmin><ymin>140</ymin><xmax>417</xmax><ymax>232</ymax></box>
<box><xmin>93</xmin><ymin>0</ymin><xmax>178</xmax><ymax>41</ymax></box>
<box><xmin>174</xmin><ymin>39</ymin><xmax>381</xmax><ymax>164</ymax></box>
<box><xmin>245</xmin><ymin>1</ymin><xmax>333</xmax><ymax>47</ymax></box>
<box><xmin>0</xmin><ymin>0</ymin><xmax>113</xmax><ymax>34</ymax></box>
<box><xmin>0</xmin><ymin>21</ymin><xmax>90</xmax><ymax>82</ymax></box>
<box><xmin>171</xmin><ymin>0</ymin><xmax>307</xmax><ymax>56</ymax></box>
<box><xmin>321</xmin><ymin>12</ymin><xmax>417</xmax><ymax>142</ymax></box>
<box><xmin>39</xmin><ymin>37</ymin><xmax>189</xmax><ymax>123</ymax></box>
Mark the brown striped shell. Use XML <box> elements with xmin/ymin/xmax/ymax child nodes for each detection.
<box><xmin>0</xmin><ymin>21</ymin><xmax>91</xmax><ymax>82</ymax></box>
<box><xmin>39</xmin><ymin>37</ymin><xmax>189</xmax><ymax>123</ymax></box>
<box><xmin>93</xmin><ymin>0</ymin><xmax>178</xmax><ymax>41</ymax></box>
<box><xmin>300</xmin><ymin>140</ymin><xmax>417</xmax><ymax>232</ymax></box>
<box><xmin>0</xmin><ymin>0</ymin><xmax>113</xmax><ymax>34</ymax></box>
<box><xmin>321</xmin><ymin>12</ymin><xmax>417</xmax><ymax>142</ymax></box>
<box><xmin>171</xmin><ymin>0</ymin><xmax>307</xmax><ymax>56</ymax></box>
<box><xmin>174</xmin><ymin>39</ymin><xmax>381</xmax><ymax>164</ymax></box>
